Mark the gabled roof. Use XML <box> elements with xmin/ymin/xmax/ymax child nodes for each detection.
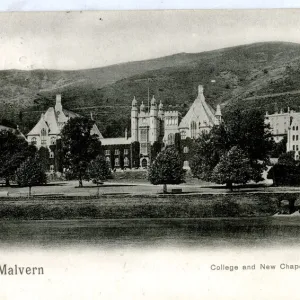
<box><xmin>91</xmin><ymin>123</ymin><xmax>103</xmax><ymax>139</ymax></box>
<box><xmin>179</xmin><ymin>85</ymin><xmax>216</xmax><ymax>129</ymax></box>
<box><xmin>27</xmin><ymin>114</ymin><xmax>49</xmax><ymax>136</ymax></box>
<box><xmin>44</xmin><ymin>107</ymin><xmax>60</xmax><ymax>135</ymax></box>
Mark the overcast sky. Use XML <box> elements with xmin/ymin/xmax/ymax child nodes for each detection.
<box><xmin>1</xmin><ymin>9</ymin><xmax>300</xmax><ymax>70</ymax></box>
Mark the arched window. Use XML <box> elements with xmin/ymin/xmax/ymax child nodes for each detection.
<box><xmin>180</xmin><ymin>131</ymin><xmax>186</xmax><ymax>140</ymax></box>
<box><xmin>124</xmin><ymin>157</ymin><xmax>129</xmax><ymax>167</ymax></box>
<box><xmin>293</xmin><ymin>126</ymin><xmax>295</xmax><ymax>130</ymax></box>
<box><xmin>115</xmin><ymin>157</ymin><xmax>120</xmax><ymax>167</ymax></box>
<box><xmin>168</xmin><ymin>133</ymin><xmax>175</xmax><ymax>145</ymax></box>
<box><xmin>191</xmin><ymin>121</ymin><xmax>197</xmax><ymax>139</ymax></box>
<box><xmin>297</xmin><ymin>126</ymin><xmax>299</xmax><ymax>130</ymax></box>
<box><xmin>41</xmin><ymin>128</ymin><xmax>47</xmax><ymax>145</ymax></box>
<box><xmin>50</xmin><ymin>136</ymin><xmax>56</xmax><ymax>145</ymax></box>
<box><xmin>31</xmin><ymin>137</ymin><xmax>37</xmax><ymax>145</ymax></box>
<box><xmin>141</xmin><ymin>158</ymin><xmax>148</xmax><ymax>168</ymax></box>
<box><xmin>183</xmin><ymin>146</ymin><xmax>189</xmax><ymax>153</ymax></box>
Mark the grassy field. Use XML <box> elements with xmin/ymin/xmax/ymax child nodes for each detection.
<box><xmin>0</xmin><ymin>192</ymin><xmax>284</xmax><ymax>220</ymax></box>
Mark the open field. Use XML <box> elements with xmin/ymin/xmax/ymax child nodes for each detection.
<box><xmin>0</xmin><ymin>192</ymin><xmax>282</xmax><ymax>220</ymax></box>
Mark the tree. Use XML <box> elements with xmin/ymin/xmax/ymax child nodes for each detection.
<box><xmin>151</xmin><ymin>141</ymin><xmax>163</xmax><ymax>160</ymax></box>
<box><xmin>15</xmin><ymin>156</ymin><xmax>47</xmax><ymax>197</ymax></box>
<box><xmin>225</xmin><ymin>108</ymin><xmax>274</xmax><ymax>181</ymax></box>
<box><xmin>190</xmin><ymin>108</ymin><xmax>274</xmax><ymax>184</ymax></box>
<box><xmin>60</xmin><ymin>117</ymin><xmax>102</xmax><ymax>187</ymax></box>
<box><xmin>270</xmin><ymin>135</ymin><xmax>287</xmax><ymax>158</ymax></box>
<box><xmin>37</xmin><ymin>147</ymin><xmax>50</xmax><ymax>172</ymax></box>
<box><xmin>174</xmin><ymin>133</ymin><xmax>181</xmax><ymax>153</ymax></box>
<box><xmin>86</xmin><ymin>155</ymin><xmax>111</xmax><ymax>196</ymax></box>
<box><xmin>131</xmin><ymin>141</ymin><xmax>140</xmax><ymax>168</ymax></box>
<box><xmin>148</xmin><ymin>146</ymin><xmax>185</xmax><ymax>193</ymax></box>
<box><xmin>190</xmin><ymin>125</ymin><xmax>228</xmax><ymax>181</ymax></box>
<box><xmin>0</xmin><ymin>130</ymin><xmax>37</xmax><ymax>186</ymax></box>
<box><xmin>267</xmin><ymin>152</ymin><xmax>300</xmax><ymax>186</ymax></box>
<box><xmin>277</xmin><ymin>151</ymin><xmax>296</xmax><ymax>166</ymax></box>
<box><xmin>211</xmin><ymin>146</ymin><xmax>253</xmax><ymax>190</ymax></box>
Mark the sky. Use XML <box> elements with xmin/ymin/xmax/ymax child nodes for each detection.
<box><xmin>1</xmin><ymin>9</ymin><xmax>300</xmax><ymax>70</ymax></box>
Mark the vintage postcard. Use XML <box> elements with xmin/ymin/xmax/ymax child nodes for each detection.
<box><xmin>1</xmin><ymin>9</ymin><xmax>300</xmax><ymax>299</ymax></box>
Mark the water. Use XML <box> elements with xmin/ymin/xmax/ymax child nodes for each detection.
<box><xmin>1</xmin><ymin>217</ymin><xmax>300</xmax><ymax>249</ymax></box>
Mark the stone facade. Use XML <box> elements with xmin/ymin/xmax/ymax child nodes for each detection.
<box><xmin>27</xmin><ymin>84</ymin><xmax>223</xmax><ymax>171</ymax></box>
<box><xmin>265</xmin><ymin>108</ymin><xmax>300</xmax><ymax>159</ymax></box>
<box><xmin>129</xmin><ymin>85</ymin><xmax>222</xmax><ymax>167</ymax></box>
<box><xmin>27</xmin><ymin>94</ymin><xmax>102</xmax><ymax>173</ymax></box>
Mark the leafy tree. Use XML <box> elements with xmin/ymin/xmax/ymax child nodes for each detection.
<box><xmin>50</xmin><ymin>139</ymin><xmax>63</xmax><ymax>173</ymax></box>
<box><xmin>37</xmin><ymin>147</ymin><xmax>50</xmax><ymax>172</ymax></box>
<box><xmin>15</xmin><ymin>156</ymin><xmax>47</xmax><ymax>197</ymax></box>
<box><xmin>148</xmin><ymin>146</ymin><xmax>185</xmax><ymax>193</ymax></box>
<box><xmin>277</xmin><ymin>151</ymin><xmax>296</xmax><ymax>166</ymax></box>
<box><xmin>174</xmin><ymin>133</ymin><xmax>181</xmax><ymax>153</ymax></box>
<box><xmin>151</xmin><ymin>141</ymin><xmax>163</xmax><ymax>160</ymax></box>
<box><xmin>190</xmin><ymin>125</ymin><xmax>228</xmax><ymax>181</ymax></box>
<box><xmin>131</xmin><ymin>141</ymin><xmax>140</xmax><ymax>168</ymax></box>
<box><xmin>60</xmin><ymin>117</ymin><xmax>102</xmax><ymax>187</ymax></box>
<box><xmin>267</xmin><ymin>151</ymin><xmax>300</xmax><ymax>186</ymax></box>
<box><xmin>225</xmin><ymin>108</ymin><xmax>274</xmax><ymax>180</ymax></box>
<box><xmin>190</xmin><ymin>108</ymin><xmax>274</xmax><ymax>184</ymax></box>
<box><xmin>86</xmin><ymin>155</ymin><xmax>112</xmax><ymax>196</ymax></box>
<box><xmin>211</xmin><ymin>146</ymin><xmax>253</xmax><ymax>190</ymax></box>
<box><xmin>0</xmin><ymin>130</ymin><xmax>37</xmax><ymax>186</ymax></box>
<box><xmin>270</xmin><ymin>135</ymin><xmax>287</xmax><ymax>158</ymax></box>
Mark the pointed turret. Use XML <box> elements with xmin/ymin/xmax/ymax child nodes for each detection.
<box><xmin>158</xmin><ymin>100</ymin><xmax>164</xmax><ymax>119</ymax></box>
<box><xmin>132</xmin><ymin>96</ymin><xmax>137</xmax><ymax>108</ymax></box>
<box><xmin>140</xmin><ymin>101</ymin><xmax>146</xmax><ymax>112</ymax></box>
<box><xmin>215</xmin><ymin>104</ymin><xmax>222</xmax><ymax>125</ymax></box>
<box><xmin>131</xmin><ymin>96</ymin><xmax>138</xmax><ymax>142</ymax></box>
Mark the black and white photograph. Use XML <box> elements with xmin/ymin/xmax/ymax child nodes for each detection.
<box><xmin>1</xmin><ymin>8</ymin><xmax>300</xmax><ymax>299</ymax></box>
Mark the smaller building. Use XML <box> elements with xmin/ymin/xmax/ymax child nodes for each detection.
<box><xmin>265</xmin><ymin>109</ymin><xmax>291</xmax><ymax>143</ymax></box>
<box><xmin>100</xmin><ymin>129</ymin><xmax>133</xmax><ymax>169</ymax></box>
<box><xmin>26</xmin><ymin>94</ymin><xmax>103</xmax><ymax>173</ymax></box>
<box><xmin>265</xmin><ymin>107</ymin><xmax>300</xmax><ymax>159</ymax></box>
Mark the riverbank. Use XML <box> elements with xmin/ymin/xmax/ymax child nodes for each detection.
<box><xmin>0</xmin><ymin>192</ymin><xmax>295</xmax><ymax>220</ymax></box>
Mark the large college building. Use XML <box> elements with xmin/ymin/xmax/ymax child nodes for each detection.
<box><xmin>265</xmin><ymin>108</ymin><xmax>300</xmax><ymax>159</ymax></box>
<box><xmin>26</xmin><ymin>85</ymin><xmax>222</xmax><ymax>172</ymax></box>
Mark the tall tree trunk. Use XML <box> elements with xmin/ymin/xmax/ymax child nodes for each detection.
<box><xmin>79</xmin><ymin>174</ymin><xmax>83</xmax><ymax>187</ymax></box>
<box><xmin>226</xmin><ymin>182</ymin><xmax>233</xmax><ymax>191</ymax></box>
<box><xmin>5</xmin><ymin>178</ymin><xmax>10</xmax><ymax>187</ymax></box>
<box><xmin>163</xmin><ymin>183</ymin><xmax>167</xmax><ymax>194</ymax></box>
<box><xmin>97</xmin><ymin>184</ymin><xmax>100</xmax><ymax>197</ymax></box>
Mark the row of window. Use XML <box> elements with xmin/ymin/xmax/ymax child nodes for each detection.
<box><xmin>31</xmin><ymin>136</ymin><xmax>56</xmax><ymax>145</ymax></box>
<box><xmin>105</xmin><ymin>149</ymin><xmax>129</xmax><ymax>156</ymax></box>
<box><xmin>165</xmin><ymin>117</ymin><xmax>177</xmax><ymax>126</ymax></box>
<box><xmin>292</xmin><ymin>135</ymin><xmax>299</xmax><ymax>141</ymax></box>
<box><xmin>292</xmin><ymin>145</ymin><xmax>299</xmax><ymax>151</ymax></box>
<box><xmin>106</xmin><ymin>156</ymin><xmax>130</xmax><ymax>167</ymax></box>
<box><xmin>292</xmin><ymin>126</ymin><xmax>299</xmax><ymax>131</ymax></box>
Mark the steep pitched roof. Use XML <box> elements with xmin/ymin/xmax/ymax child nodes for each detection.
<box><xmin>91</xmin><ymin>123</ymin><xmax>103</xmax><ymax>139</ymax></box>
<box><xmin>179</xmin><ymin>85</ymin><xmax>216</xmax><ymax>129</ymax></box>
<box><xmin>27</xmin><ymin>114</ymin><xmax>49</xmax><ymax>136</ymax></box>
<box><xmin>44</xmin><ymin>107</ymin><xmax>60</xmax><ymax>135</ymax></box>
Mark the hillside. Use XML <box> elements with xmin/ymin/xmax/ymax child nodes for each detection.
<box><xmin>2</xmin><ymin>41</ymin><xmax>300</xmax><ymax>136</ymax></box>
